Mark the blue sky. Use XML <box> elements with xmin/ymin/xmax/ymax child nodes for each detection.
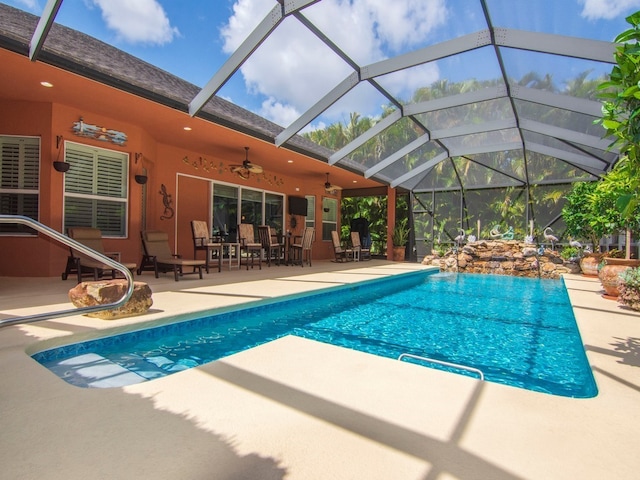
<box><xmin>3</xmin><ymin>0</ymin><xmax>640</xmax><ymax>130</ymax></box>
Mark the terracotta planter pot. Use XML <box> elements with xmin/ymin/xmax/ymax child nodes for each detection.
<box><xmin>579</xmin><ymin>255</ymin><xmax>600</xmax><ymax>277</ymax></box>
<box><xmin>598</xmin><ymin>258</ymin><xmax>640</xmax><ymax>299</ymax></box>
<box><xmin>392</xmin><ymin>246</ymin><xmax>406</xmax><ymax>262</ymax></box>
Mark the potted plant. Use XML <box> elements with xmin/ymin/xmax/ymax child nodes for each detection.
<box><xmin>588</xmin><ymin>169</ymin><xmax>640</xmax><ymax>296</ymax></box>
<box><xmin>594</xmin><ymin>12</ymin><xmax>640</xmax><ymax>291</ymax></box>
<box><xmin>562</xmin><ymin>181</ymin><xmax>604</xmax><ymax>275</ymax></box>
<box><xmin>558</xmin><ymin>246</ymin><xmax>580</xmax><ymax>274</ymax></box>
<box><xmin>391</xmin><ymin>218</ymin><xmax>410</xmax><ymax>262</ymax></box>
<box><xmin>618</xmin><ymin>267</ymin><xmax>640</xmax><ymax>311</ymax></box>
<box><xmin>559</xmin><ymin>246</ymin><xmax>580</xmax><ymax>263</ymax></box>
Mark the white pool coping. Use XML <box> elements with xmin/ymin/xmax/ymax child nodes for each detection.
<box><xmin>1</xmin><ymin>261</ymin><xmax>639</xmax><ymax>479</ymax></box>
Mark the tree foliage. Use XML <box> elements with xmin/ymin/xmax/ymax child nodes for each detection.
<box><xmin>304</xmin><ymin>69</ymin><xmax>604</xmax><ymax>255</ymax></box>
<box><xmin>597</xmin><ymin>11</ymin><xmax>640</xmax><ymax>221</ymax></box>
<box><xmin>562</xmin><ymin>181</ymin><xmax>605</xmax><ymax>251</ymax></box>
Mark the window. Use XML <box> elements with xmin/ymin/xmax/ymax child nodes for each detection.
<box><xmin>0</xmin><ymin>135</ymin><xmax>39</xmax><ymax>235</ymax></box>
<box><xmin>63</xmin><ymin>142</ymin><xmax>129</xmax><ymax>236</ymax></box>
<box><xmin>305</xmin><ymin>195</ymin><xmax>315</xmax><ymax>229</ymax></box>
<box><xmin>322</xmin><ymin>197</ymin><xmax>337</xmax><ymax>241</ymax></box>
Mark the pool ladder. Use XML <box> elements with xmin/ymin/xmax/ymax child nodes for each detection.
<box><xmin>398</xmin><ymin>353</ymin><xmax>484</xmax><ymax>381</ymax></box>
<box><xmin>0</xmin><ymin>215</ymin><xmax>135</xmax><ymax>329</ymax></box>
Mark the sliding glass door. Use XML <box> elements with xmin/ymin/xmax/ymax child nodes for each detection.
<box><xmin>265</xmin><ymin>192</ymin><xmax>284</xmax><ymax>235</ymax></box>
<box><xmin>240</xmin><ymin>188</ymin><xmax>263</xmax><ymax>226</ymax></box>
<box><xmin>212</xmin><ymin>183</ymin><xmax>238</xmax><ymax>240</ymax></box>
<box><xmin>211</xmin><ymin>182</ymin><xmax>284</xmax><ymax>242</ymax></box>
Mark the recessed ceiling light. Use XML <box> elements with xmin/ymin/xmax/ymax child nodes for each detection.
<box><xmin>183</xmin><ymin>126</ymin><xmax>192</xmax><ymax>131</ymax></box>
<box><xmin>40</xmin><ymin>81</ymin><xmax>53</xmax><ymax>88</ymax></box>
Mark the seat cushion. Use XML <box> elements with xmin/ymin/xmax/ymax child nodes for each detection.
<box><xmin>157</xmin><ymin>258</ymin><xmax>205</xmax><ymax>266</ymax></box>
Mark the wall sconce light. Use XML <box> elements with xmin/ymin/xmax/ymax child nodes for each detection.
<box><xmin>53</xmin><ymin>135</ymin><xmax>70</xmax><ymax>173</ymax></box>
<box><xmin>134</xmin><ymin>152</ymin><xmax>148</xmax><ymax>184</ymax></box>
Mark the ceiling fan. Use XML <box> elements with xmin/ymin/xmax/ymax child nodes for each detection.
<box><xmin>230</xmin><ymin>147</ymin><xmax>263</xmax><ymax>179</ymax></box>
<box><xmin>324</xmin><ymin>172</ymin><xmax>343</xmax><ymax>195</ymax></box>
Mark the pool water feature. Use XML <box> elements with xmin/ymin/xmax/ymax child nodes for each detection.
<box><xmin>33</xmin><ymin>271</ymin><xmax>598</xmax><ymax>397</ymax></box>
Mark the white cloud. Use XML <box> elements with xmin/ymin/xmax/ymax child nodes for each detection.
<box><xmin>240</xmin><ymin>19</ymin><xmax>353</xmax><ymax>114</ymax></box>
<box><xmin>90</xmin><ymin>0</ymin><xmax>179</xmax><ymax>45</ymax></box>
<box><xmin>360</xmin><ymin>0</ymin><xmax>449</xmax><ymax>52</ymax></box>
<box><xmin>377</xmin><ymin>63</ymin><xmax>441</xmax><ymax>101</ymax></box>
<box><xmin>219</xmin><ymin>0</ymin><xmax>275</xmax><ymax>53</ymax></box>
<box><xmin>220</xmin><ymin>0</ymin><xmax>448</xmax><ymax>126</ymax></box>
<box><xmin>258</xmin><ymin>97</ymin><xmax>301</xmax><ymax>128</ymax></box>
<box><xmin>579</xmin><ymin>0</ymin><xmax>640</xmax><ymax>20</ymax></box>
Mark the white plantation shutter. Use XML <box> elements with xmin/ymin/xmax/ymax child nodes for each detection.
<box><xmin>63</xmin><ymin>142</ymin><xmax>128</xmax><ymax>237</ymax></box>
<box><xmin>0</xmin><ymin>135</ymin><xmax>40</xmax><ymax>234</ymax></box>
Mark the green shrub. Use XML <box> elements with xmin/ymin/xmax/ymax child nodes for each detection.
<box><xmin>560</xmin><ymin>246</ymin><xmax>580</xmax><ymax>261</ymax></box>
<box><xmin>619</xmin><ymin>267</ymin><xmax>640</xmax><ymax>311</ymax></box>
<box><xmin>392</xmin><ymin>218</ymin><xmax>410</xmax><ymax>246</ymax></box>
<box><xmin>432</xmin><ymin>243</ymin><xmax>448</xmax><ymax>257</ymax></box>
<box><xmin>620</xmin><ymin>266</ymin><xmax>640</xmax><ymax>288</ymax></box>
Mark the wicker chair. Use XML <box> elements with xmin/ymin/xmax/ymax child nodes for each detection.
<box><xmin>238</xmin><ymin>223</ymin><xmax>263</xmax><ymax>270</ymax></box>
<box><xmin>350</xmin><ymin>231</ymin><xmax>371</xmax><ymax>261</ymax></box>
<box><xmin>290</xmin><ymin>227</ymin><xmax>315</xmax><ymax>267</ymax></box>
<box><xmin>258</xmin><ymin>225</ymin><xmax>284</xmax><ymax>266</ymax></box>
<box><xmin>330</xmin><ymin>230</ymin><xmax>353</xmax><ymax>263</ymax></box>
<box><xmin>190</xmin><ymin>220</ymin><xmax>223</xmax><ymax>273</ymax></box>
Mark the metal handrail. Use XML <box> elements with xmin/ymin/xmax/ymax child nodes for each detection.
<box><xmin>0</xmin><ymin>215</ymin><xmax>134</xmax><ymax>328</ymax></box>
<box><xmin>398</xmin><ymin>353</ymin><xmax>484</xmax><ymax>381</ymax></box>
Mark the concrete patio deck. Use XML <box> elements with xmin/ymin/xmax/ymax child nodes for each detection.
<box><xmin>1</xmin><ymin>260</ymin><xmax>639</xmax><ymax>479</ymax></box>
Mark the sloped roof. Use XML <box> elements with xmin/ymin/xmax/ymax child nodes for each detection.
<box><xmin>0</xmin><ymin>3</ymin><xmax>333</xmax><ymax>162</ymax></box>
<box><xmin>1</xmin><ymin>1</ymin><xmax>626</xmax><ymax>193</ymax></box>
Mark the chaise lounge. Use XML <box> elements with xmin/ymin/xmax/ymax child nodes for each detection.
<box><xmin>63</xmin><ymin>227</ymin><xmax>137</xmax><ymax>284</ymax></box>
<box><xmin>139</xmin><ymin>230</ymin><xmax>206</xmax><ymax>281</ymax></box>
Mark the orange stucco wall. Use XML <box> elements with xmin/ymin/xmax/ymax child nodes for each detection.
<box><xmin>0</xmin><ymin>98</ymin><xmax>339</xmax><ymax>277</ymax></box>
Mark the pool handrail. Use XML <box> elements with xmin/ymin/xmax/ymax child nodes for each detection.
<box><xmin>398</xmin><ymin>353</ymin><xmax>485</xmax><ymax>381</ymax></box>
<box><xmin>0</xmin><ymin>215</ymin><xmax>134</xmax><ymax>329</ymax></box>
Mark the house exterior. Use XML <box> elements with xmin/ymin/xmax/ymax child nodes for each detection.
<box><xmin>0</xmin><ymin>5</ymin><xmax>389</xmax><ymax>277</ymax></box>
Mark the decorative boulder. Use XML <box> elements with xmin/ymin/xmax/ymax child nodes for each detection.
<box><xmin>69</xmin><ymin>280</ymin><xmax>153</xmax><ymax>320</ymax></box>
<box><xmin>425</xmin><ymin>240</ymin><xmax>572</xmax><ymax>279</ymax></box>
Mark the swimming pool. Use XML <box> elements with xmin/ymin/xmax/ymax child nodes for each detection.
<box><xmin>33</xmin><ymin>271</ymin><xmax>597</xmax><ymax>397</ymax></box>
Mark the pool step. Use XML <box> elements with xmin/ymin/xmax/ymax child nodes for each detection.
<box><xmin>45</xmin><ymin>353</ymin><xmax>148</xmax><ymax>388</ymax></box>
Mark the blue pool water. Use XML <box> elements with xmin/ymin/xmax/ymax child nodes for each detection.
<box><xmin>33</xmin><ymin>271</ymin><xmax>597</xmax><ymax>397</ymax></box>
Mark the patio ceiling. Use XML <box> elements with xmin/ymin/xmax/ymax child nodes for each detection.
<box><xmin>5</xmin><ymin>0</ymin><xmax>631</xmax><ymax>193</ymax></box>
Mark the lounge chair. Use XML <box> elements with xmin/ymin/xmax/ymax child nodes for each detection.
<box><xmin>63</xmin><ymin>227</ymin><xmax>137</xmax><ymax>283</ymax></box>
<box><xmin>289</xmin><ymin>227</ymin><xmax>314</xmax><ymax>267</ymax></box>
<box><xmin>330</xmin><ymin>230</ymin><xmax>353</xmax><ymax>262</ymax></box>
<box><xmin>257</xmin><ymin>225</ymin><xmax>283</xmax><ymax>266</ymax></box>
<box><xmin>238</xmin><ymin>223</ymin><xmax>263</xmax><ymax>270</ymax></box>
<box><xmin>190</xmin><ymin>220</ymin><xmax>223</xmax><ymax>273</ymax></box>
<box><xmin>139</xmin><ymin>230</ymin><xmax>206</xmax><ymax>281</ymax></box>
<box><xmin>350</xmin><ymin>231</ymin><xmax>371</xmax><ymax>261</ymax></box>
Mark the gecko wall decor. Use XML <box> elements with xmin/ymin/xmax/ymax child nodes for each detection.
<box><xmin>159</xmin><ymin>184</ymin><xmax>174</xmax><ymax>220</ymax></box>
